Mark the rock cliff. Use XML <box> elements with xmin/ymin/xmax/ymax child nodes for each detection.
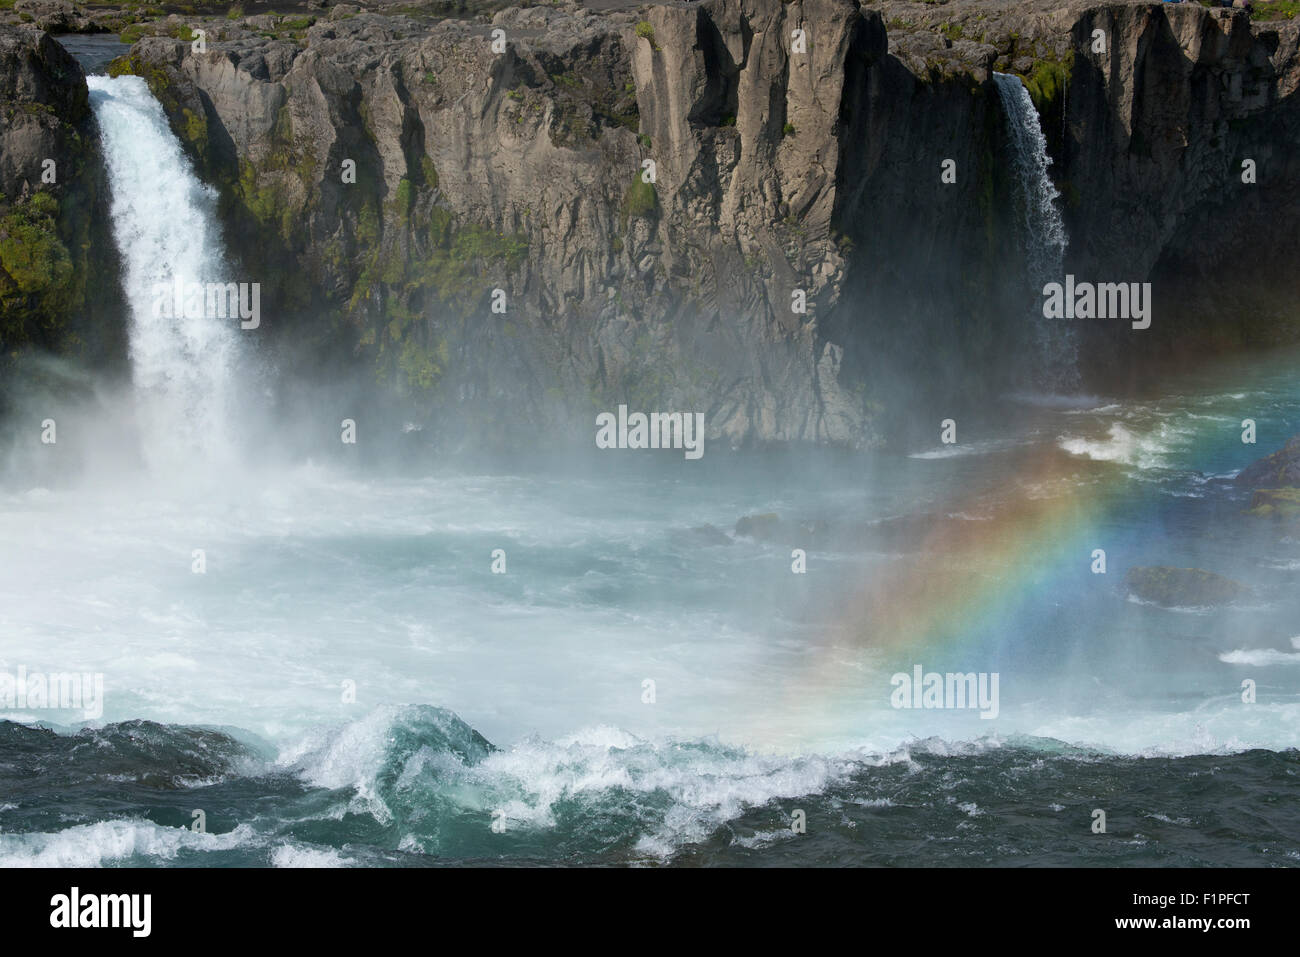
<box><xmin>0</xmin><ymin>25</ymin><xmax>123</xmax><ymax>389</ymax></box>
<box><xmin>5</xmin><ymin>0</ymin><xmax>1300</xmax><ymax>448</ymax></box>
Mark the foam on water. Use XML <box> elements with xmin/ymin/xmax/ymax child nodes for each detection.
<box><xmin>1057</xmin><ymin>420</ymin><xmax>1195</xmax><ymax>470</ymax></box>
<box><xmin>0</xmin><ymin>820</ymin><xmax>259</xmax><ymax>868</ymax></box>
<box><xmin>1219</xmin><ymin>636</ymin><xmax>1300</xmax><ymax>666</ymax></box>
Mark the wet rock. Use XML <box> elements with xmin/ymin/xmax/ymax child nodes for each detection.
<box><xmin>1125</xmin><ymin>566</ymin><xmax>1252</xmax><ymax>608</ymax></box>
<box><xmin>1235</xmin><ymin>434</ymin><xmax>1300</xmax><ymax>489</ymax></box>
<box><xmin>1246</xmin><ymin>487</ymin><xmax>1300</xmax><ymax>518</ymax></box>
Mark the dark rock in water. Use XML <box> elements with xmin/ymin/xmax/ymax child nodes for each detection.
<box><xmin>731</xmin><ymin>509</ymin><xmax>965</xmax><ymax>551</ymax></box>
<box><xmin>735</xmin><ymin>513</ymin><xmax>783</xmax><ymax>542</ymax></box>
<box><xmin>688</xmin><ymin>524</ymin><xmax>733</xmax><ymax>546</ymax></box>
<box><xmin>731</xmin><ymin>512</ymin><xmax>831</xmax><ymax>546</ymax></box>
<box><xmin>670</xmin><ymin>524</ymin><xmax>733</xmax><ymax>547</ymax></box>
<box><xmin>1125</xmin><ymin>566</ymin><xmax>1252</xmax><ymax>608</ymax></box>
<box><xmin>732</xmin><ymin>512</ymin><xmax>839</xmax><ymax>545</ymax></box>
<box><xmin>1235</xmin><ymin>434</ymin><xmax>1300</xmax><ymax>488</ymax></box>
<box><xmin>1246</xmin><ymin>487</ymin><xmax>1300</xmax><ymax>518</ymax></box>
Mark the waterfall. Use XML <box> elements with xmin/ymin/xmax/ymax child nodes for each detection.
<box><xmin>87</xmin><ymin>75</ymin><xmax>242</xmax><ymax>469</ymax></box>
<box><xmin>993</xmin><ymin>72</ymin><xmax>1077</xmax><ymax>392</ymax></box>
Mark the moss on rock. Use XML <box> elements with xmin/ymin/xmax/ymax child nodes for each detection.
<box><xmin>1247</xmin><ymin>487</ymin><xmax>1300</xmax><ymax>517</ymax></box>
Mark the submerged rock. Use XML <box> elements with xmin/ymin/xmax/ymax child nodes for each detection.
<box><xmin>670</xmin><ymin>524</ymin><xmax>733</xmax><ymax>547</ymax></box>
<box><xmin>1125</xmin><ymin>566</ymin><xmax>1252</xmax><ymax>608</ymax></box>
<box><xmin>734</xmin><ymin>513</ymin><xmax>783</xmax><ymax>542</ymax></box>
<box><xmin>1246</xmin><ymin>487</ymin><xmax>1300</xmax><ymax>518</ymax></box>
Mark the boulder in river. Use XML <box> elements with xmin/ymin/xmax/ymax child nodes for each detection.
<box><xmin>1125</xmin><ymin>566</ymin><xmax>1252</xmax><ymax>608</ymax></box>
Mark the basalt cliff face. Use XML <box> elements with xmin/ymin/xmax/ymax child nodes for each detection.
<box><xmin>0</xmin><ymin>25</ymin><xmax>122</xmax><ymax>390</ymax></box>
<box><xmin>5</xmin><ymin>1</ymin><xmax>1300</xmax><ymax>448</ymax></box>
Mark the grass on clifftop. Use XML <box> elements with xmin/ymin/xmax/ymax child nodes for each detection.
<box><xmin>1252</xmin><ymin>0</ymin><xmax>1300</xmax><ymax>19</ymax></box>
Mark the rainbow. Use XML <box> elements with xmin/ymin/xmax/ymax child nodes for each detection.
<box><xmin>787</xmin><ymin>445</ymin><xmax>1114</xmax><ymax>707</ymax></box>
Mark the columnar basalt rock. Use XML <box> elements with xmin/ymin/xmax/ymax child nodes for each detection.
<box><xmin>113</xmin><ymin>2</ymin><xmax>893</xmax><ymax>449</ymax></box>
<box><xmin>6</xmin><ymin>0</ymin><xmax>1300</xmax><ymax>448</ymax></box>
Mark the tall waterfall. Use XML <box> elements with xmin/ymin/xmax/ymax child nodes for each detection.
<box><xmin>87</xmin><ymin>75</ymin><xmax>242</xmax><ymax>469</ymax></box>
<box><xmin>993</xmin><ymin>72</ymin><xmax>1077</xmax><ymax>392</ymax></box>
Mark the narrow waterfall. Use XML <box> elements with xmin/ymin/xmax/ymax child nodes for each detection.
<box><xmin>993</xmin><ymin>72</ymin><xmax>1076</xmax><ymax>392</ymax></box>
<box><xmin>87</xmin><ymin>75</ymin><xmax>242</xmax><ymax>469</ymax></box>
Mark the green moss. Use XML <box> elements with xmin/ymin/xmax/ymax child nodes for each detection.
<box><xmin>391</xmin><ymin>177</ymin><xmax>414</xmax><ymax>225</ymax></box>
<box><xmin>396</xmin><ymin>335</ymin><xmax>449</xmax><ymax>392</ymax></box>
<box><xmin>621</xmin><ymin>175</ymin><xmax>656</xmax><ymax>227</ymax></box>
<box><xmin>236</xmin><ymin>160</ymin><xmax>299</xmax><ymax>243</ymax></box>
<box><xmin>181</xmin><ymin>107</ymin><xmax>208</xmax><ymax>159</ymax></box>
<box><xmin>351</xmin><ymin>206</ymin><xmax>380</xmax><ymax>269</ymax></box>
<box><xmin>419</xmin><ymin>155</ymin><xmax>439</xmax><ymax>189</ymax></box>
<box><xmin>0</xmin><ymin>193</ymin><xmax>72</xmax><ymax>296</ymax></box>
<box><xmin>782</xmin><ymin>122</ymin><xmax>796</xmax><ymax>137</ymax></box>
<box><xmin>635</xmin><ymin>20</ymin><xmax>655</xmax><ymax>42</ymax></box>
<box><xmin>1019</xmin><ymin>53</ymin><xmax>1072</xmax><ymax>117</ymax></box>
<box><xmin>0</xmin><ymin>189</ymin><xmax>92</xmax><ymax>354</ymax></box>
<box><xmin>119</xmin><ymin>22</ymin><xmax>149</xmax><ymax>43</ymax></box>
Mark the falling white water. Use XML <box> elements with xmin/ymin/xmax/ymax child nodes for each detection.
<box><xmin>87</xmin><ymin>75</ymin><xmax>241</xmax><ymax>469</ymax></box>
<box><xmin>993</xmin><ymin>73</ymin><xmax>1077</xmax><ymax>391</ymax></box>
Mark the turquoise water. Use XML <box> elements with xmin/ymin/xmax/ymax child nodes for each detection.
<box><xmin>1</xmin><ymin>346</ymin><xmax>1298</xmax><ymax>866</ymax></box>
